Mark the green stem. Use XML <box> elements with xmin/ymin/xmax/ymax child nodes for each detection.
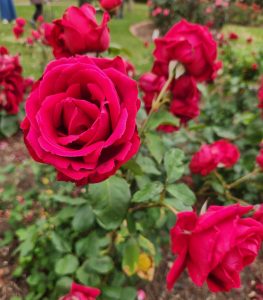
<box><xmin>227</xmin><ymin>168</ymin><xmax>261</xmax><ymax>189</ymax></box>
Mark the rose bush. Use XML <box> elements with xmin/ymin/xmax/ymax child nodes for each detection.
<box><xmin>167</xmin><ymin>204</ymin><xmax>263</xmax><ymax>292</ymax></box>
<box><xmin>46</xmin><ymin>4</ymin><xmax>110</xmax><ymax>58</ymax></box>
<box><xmin>21</xmin><ymin>55</ymin><xmax>140</xmax><ymax>185</ymax></box>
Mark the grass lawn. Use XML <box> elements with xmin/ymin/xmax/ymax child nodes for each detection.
<box><xmin>1</xmin><ymin>2</ymin><xmax>153</xmax><ymax>79</ymax></box>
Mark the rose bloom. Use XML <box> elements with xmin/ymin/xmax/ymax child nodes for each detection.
<box><xmin>247</xmin><ymin>36</ymin><xmax>253</xmax><ymax>44</ymax></box>
<box><xmin>60</xmin><ymin>282</ymin><xmax>100</xmax><ymax>300</ymax></box>
<box><xmin>13</xmin><ymin>25</ymin><xmax>24</xmax><ymax>39</ymax></box>
<box><xmin>254</xmin><ymin>204</ymin><xmax>263</xmax><ymax>224</ymax></box>
<box><xmin>15</xmin><ymin>17</ymin><xmax>26</xmax><ymax>27</ymax></box>
<box><xmin>152</xmin><ymin>7</ymin><xmax>162</xmax><ymax>17</ymax></box>
<box><xmin>167</xmin><ymin>204</ymin><xmax>263</xmax><ymax>292</ymax></box>
<box><xmin>229</xmin><ymin>32</ymin><xmax>239</xmax><ymax>40</ymax></box>
<box><xmin>47</xmin><ymin>4</ymin><xmax>110</xmax><ymax>58</ymax></box>
<box><xmin>123</xmin><ymin>59</ymin><xmax>136</xmax><ymax>78</ymax></box>
<box><xmin>190</xmin><ymin>140</ymin><xmax>240</xmax><ymax>175</ymax></box>
<box><xmin>100</xmin><ymin>0</ymin><xmax>123</xmax><ymax>12</ymax></box>
<box><xmin>21</xmin><ymin>56</ymin><xmax>140</xmax><ymax>185</ymax></box>
<box><xmin>26</xmin><ymin>37</ymin><xmax>34</xmax><ymax>46</ymax></box>
<box><xmin>152</xmin><ymin>19</ymin><xmax>221</xmax><ymax>82</ymax></box>
<box><xmin>0</xmin><ymin>50</ymin><xmax>24</xmax><ymax>114</ymax></box>
<box><xmin>163</xmin><ymin>8</ymin><xmax>170</xmax><ymax>16</ymax></box>
<box><xmin>31</xmin><ymin>30</ymin><xmax>41</xmax><ymax>40</ymax></box>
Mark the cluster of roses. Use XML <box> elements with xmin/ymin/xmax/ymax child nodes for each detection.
<box><xmin>21</xmin><ymin>4</ymin><xmax>140</xmax><ymax>185</ymax></box>
<box><xmin>139</xmin><ymin>20</ymin><xmax>221</xmax><ymax>132</ymax></box>
<box><xmin>0</xmin><ymin>46</ymin><xmax>32</xmax><ymax>115</ymax></box>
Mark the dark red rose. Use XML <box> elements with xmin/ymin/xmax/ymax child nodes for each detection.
<box><xmin>21</xmin><ymin>56</ymin><xmax>140</xmax><ymax>185</ymax></box>
<box><xmin>0</xmin><ymin>46</ymin><xmax>8</xmax><ymax>55</ymax></box>
<box><xmin>167</xmin><ymin>205</ymin><xmax>263</xmax><ymax>292</ymax></box>
<box><xmin>60</xmin><ymin>282</ymin><xmax>100</xmax><ymax>300</ymax></box>
<box><xmin>15</xmin><ymin>17</ymin><xmax>26</xmax><ymax>27</ymax></box>
<box><xmin>100</xmin><ymin>0</ymin><xmax>123</xmax><ymax>12</ymax></box>
<box><xmin>190</xmin><ymin>140</ymin><xmax>240</xmax><ymax>176</ymax></box>
<box><xmin>40</xmin><ymin>22</ymin><xmax>54</xmax><ymax>46</ymax></box>
<box><xmin>152</xmin><ymin>20</ymin><xmax>221</xmax><ymax>82</ymax></box>
<box><xmin>139</xmin><ymin>72</ymin><xmax>165</xmax><ymax>113</ymax></box>
<box><xmin>13</xmin><ymin>25</ymin><xmax>24</xmax><ymax>39</ymax></box>
<box><xmin>229</xmin><ymin>32</ymin><xmax>239</xmax><ymax>40</ymax></box>
<box><xmin>0</xmin><ymin>51</ymin><xmax>24</xmax><ymax>114</ymax></box>
<box><xmin>47</xmin><ymin>4</ymin><xmax>110</xmax><ymax>58</ymax></box>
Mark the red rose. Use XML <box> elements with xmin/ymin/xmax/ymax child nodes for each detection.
<box><xmin>21</xmin><ymin>56</ymin><xmax>140</xmax><ymax>185</ymax></box>
<box><xmin>0</xmin><ymin>46</ymin><xmax>8</xmax><ymax>55</ymax></box>
<box><xmin>170</xmin><ymin>75</ymin><xmax>200</xmax><ymax>123</ymax></box>
<box><xmin>0</xmin><ymin>51</ymin><xmax>24</xmax><ymax>114</ymax></box>
<box><xmin>212</xmin><ymin>139</ymin><xmax>240</xmax><ymax>168</ymax></box>
<box><xmin>15</xmin><ymin>17</ymin><xmax>26</xmax><ymax>27</ymax></box>
<box><xmin>152</xmin><ymin>20</ymin><xmax>221</xmax><ymax>82</ymax></box>
<box><xmin>123</xmin><ymin>59</ymin><xmax>136</xmax><ymax>78</ymax></box>
<box><xmin>190</xmin><ymin>144</ymin><xmax>219</xmax><ymax>176</ymax></box>
<box><xmin>40</xmin><ymin>23</ymin><xmax>54</xmax><ymax>46</ymax></box>
<box><xmin>47</xmin><ymin>4</ymin><xmax>110</xmax><ymax>58</ymax></box>
<box><xmin>13</xmin><ymin>25</ymin><xmax>24</xmax><ymax>39</ymax></box>
<box><xmin>61</xmin><ymin>282</ymin><xmax>100</xmax><ymax>300</ymax></box>
<box><xmin>167</xmin><ymin>205</ymin><xmax>263</xmax><ymax>292</ymax></box>
<box><xmin>31</xmin><ymin>30</ymin><xmax>41</xmax><ymax>40</ymax></box>
<box><xmin>100</xmin><ymin>0</ymin><xmax>123</xmax><ymax>12</ymax></box>
<box><xmin>257</xmin><ymin>147</ymin><xmax>263</xmax><ymax>169</ymax></box>
<box><xmin>190</xmin><ymin>140</ymin><xmax>240</xmax><ymax>176</ymax></box>
<box><xmin>229</xmin><ymin>32</ymin><xmax>239</xmax><ymax>40</ymax></box>
<box><xmin>139</xmin><ymin>72</ymin><xmax>165</xmax><ymax>113</ymax></box>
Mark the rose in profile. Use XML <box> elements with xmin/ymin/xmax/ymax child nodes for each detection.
<box><xmin>60</xmin><ymin>282</ymin><xmax>100</xmax><ymax>300</ymax></box>
<box><xmin>152</xmin><ymin>19</ymin><xmax>221</xmax><ymax>82</ymax></box>
<box><xmin>100</xmin><ymin>0</ymin><xmax>123</xmax><ymax>12</ymax></box>
<box><xmin>167</xmin><ymin>204</ymin><xmax>263</xmax><ymax>292</ymax></box>
<box><xmin>47</xmin><ymin>4</ymin><xmax>110</xmax><ymax>58</ymax></box>
<box><xmin>21</xmin><ymin>56</ymin><xmax>140</xmax><ymax>185</ymax></box>
<box><xmin>0</xmin><ymin>49</ymin><xmax>24</xmax><ymax>114</ymax></box>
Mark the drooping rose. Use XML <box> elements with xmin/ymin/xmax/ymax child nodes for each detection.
<box><xmin>13</xmin><ymin>25</ymin><xmax>24</xmax><ymax>39</ymax></box>
<box><xmin>21</xmin><ymin>56</ymin><xmax>140</xmax><ymax>185</ymax></box>
<box><xmin>139</xmin><ymin>72</ymin><xmax>165</xmax><ymax>113</ymax></box>
<box><xmin>0</xmin><ymin>50</ymin><xmax>24</xmax><ymax>114</ymax></box>
<box><xmin>167</xmin><ymin>204</ymin><xmax>263</xmax><ymax>292</ymax></box>
<box><xmin>100</xmin><ymin>0</ymin><xmax>123</xmax><ymax>12</ymax></box>
<box><xmin>47</xmin><ymin>4</ymin><xmax>110</xmax><ymax>58</ymax></box>
<box><xmin>190</xmin><ymin>140</ymin><xmax>240</xmax><ymax>176</ymax></box>
<box><xmin>152</xmin><ymin>19</ymin><xmax>221</xmax><ymax>82</ymax></box>
<box><xmin>60</xmin><ymin>282</ymin><xmax>100</xmax><ymax>300</ymax></box>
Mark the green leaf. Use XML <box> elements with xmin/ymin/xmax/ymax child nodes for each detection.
<box><xmin>147</xmin><ymin>110</ymin><xmax>180</xmax><ymax>130</ymax></box>
<box><xmin>76</xmin><ymin>266</ymin><xmax>100</xmax><ymax>286</ymax></box>
<box><xmin>52</xmin><ymin>195</ymin><xmax>87</xmax><ymax>206</ymax></box>
<box><xmin>137</xmin><ymin>156</ymin><xmax>161</xmax><ymax>175</ymax></box>
<box><xmin>164</xmin><ymin>149</ymin><xmax>185</xmax><ymax>183</ymax></box>
<box><xmin>84</xmin><ymin>256</ymin><xmax>114</xmax><ymax>274</ymax></box>
<box><xmin>0</xmin><ymin>115</ymin><xmax>19</xmax><ymax>137</ymax></box>
<box><xmin>132</xmin><ymin>181</ymin><xmax>163</xmax><ymax>203</ymax></box>
<box><xmin>145</xmin><ymin>133</ymin><xmax>165</xmax><ymax>163</ymax></box>
<box><xmin>55</xmin><ymin>277</ymin><xmax>72</xmax><ymax>293</ymax></box>
<box><xmin>72</xmin><ymin>204</ymin><xmax>95</xmax><ymax>232</ymax></box>
<box><xmin>123</xmin><ymin>159</ymin><xmax>143</xmax><ymax>175</ymax></box>
<box><xmin>89</xmin><ymin>176</ymin><xmax>131</xmax><ymax>230</ymax></box>
<box><xmin>166</xmin><ymin>183</ymin><xmax>196</xmax><ymax>206</ymax></box>
<box><xmin>50</xmin><ymin>232</ymin><xmax>71</xmax><ymax>253</ymax></box>
<box><xmin>55</xmin><ymin>254</ymin><xmax>79</xmax><ymax>275</ymax></box>
<box><xmin>121</xmin><ymin>287</ymin><xmax>137</xmax><ymax>300</ymax></box>
<box><xmin>122</xmin><ymin>237</ymin><xmax>140</xmax><ymax>276</ymax></box>
<box><xmin>138</xmin><ymin>235</ymin><xmax>156</xmax><ymax>256</ymax></box>
<box><xmin>164</xmin><ymin>197</ymin><xmax>193</xmax><ymax>212</ymax></box>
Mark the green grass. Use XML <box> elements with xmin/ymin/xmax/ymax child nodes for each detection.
<box><xmin>1</xmin><ymin>2</ymin><xmax>152</xmax><ymax>79</ymax></box>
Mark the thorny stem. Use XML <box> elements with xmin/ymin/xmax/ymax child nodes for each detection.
<box><xmin>130</xmin><ymin>202</ymin><xmax>178</xmax><ymax>215</ymax></box>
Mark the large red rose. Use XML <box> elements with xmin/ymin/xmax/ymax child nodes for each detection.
<box><xmin>0</xmin><ymin>50</ymin><xmax>24</xmax><ymax>114</ymax></box>
<box><xmin>152</xmin><ymin>20</ymin><xmax>221</xmax><ymax>82</ymax></box>
<box><xmin>167</xmin><ymin>205</ymin><xmax>263</xmax><ymax>292</ymax></box>
<box><xmin>60</xmin><ymin>282</ymin><xmax>100</xmax><ymax>300</ymax></box>
<box><xmin>21</xmin><ymin>56</ymin><xmax>140</xmax><ymax>185</ymax></box>
<box><xmin>100</xmin><ymin>0</ymin><xmax>123</xmax><ymax>12</ymax></box>
<box><xmin>47</xmin><ymin>4</ymin><xmax>110</xmax><ymax>58</ymax></box>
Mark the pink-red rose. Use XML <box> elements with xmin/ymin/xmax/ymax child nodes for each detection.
<box><xmin>190</xmin><ymin>139</ymin><xmax>240</xmax><ymax>176</ymax></box>
<box><xmin>61</xmin><ymin>282</ymin><xmax>100</xmax><ymax>300</ymax></box>
<box><xmin>13</xmin><ymin>25</ymin><xmax>24</xmax><ymax>39</ymax></box>
<box><xmin>15</xmin><ymin>17</ymin><xmax>26</xmax><ymax>27</ymax></box>
<box><xmin>100</xmin><ymin>0</ymin><xmax>123</xmax><ymax>12</ymax></box>
<box><xmin>0</xmin><ymin>50</ymin><xmax>24</xmax><ymax>114</ymax></box>
<box><xmin>21</xmin><ymin>56</ymin><xmax>140</xmax><ymax>185</ymax></box>
<box><xmin>152</xmin><ymin>20</ymin><xmax>221</xmax><ymax>82</ymax></box>
<box><xmin>167</xmin><ymin>204</ymin><xmax>263</xmax><ymax>292</ymax></box>
<box><xmin>47</xmin><ymin>4</ymin><xmax>110</xmax><ymax>58</ymax></box>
